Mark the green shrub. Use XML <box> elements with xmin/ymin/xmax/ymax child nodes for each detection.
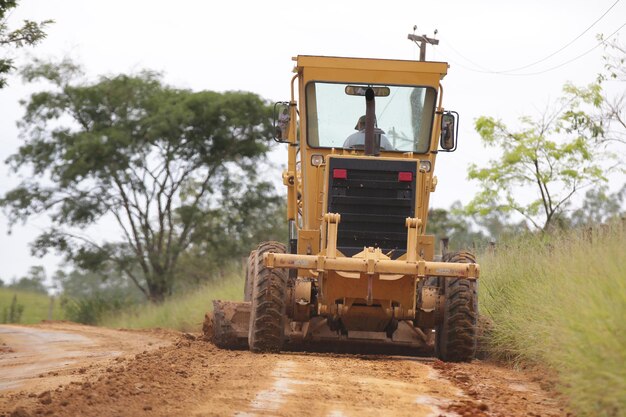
<box><xmin>61</xmin><ymin>294</ymin><xmax>136</xmax><ymax>325</ymax></box>
<box><xmin>1</xmin><ymin>295</ymin><xmax>24</xmax><ymax>323</ymax></box>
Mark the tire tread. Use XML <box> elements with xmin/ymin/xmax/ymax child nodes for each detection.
<box><xmin>436</xmin><ymin>251</ymin><xmax>478</xmax><ymax>362</ymax></box>
<box><xmin>248</xmin><ymin>241</ymin><xmax>288</xmax><ymax>353</ymax></box>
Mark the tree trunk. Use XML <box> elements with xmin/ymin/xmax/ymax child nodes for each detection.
<box><xmin>146</xmin><ymin>273</ymin><xmax>172</xmax><ymax>303</ymax></box>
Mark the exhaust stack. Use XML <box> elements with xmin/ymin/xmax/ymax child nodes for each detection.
<box><xmin>364</xmin><ymin>88</ymin><xmax>380</xmax><ymax>156</ymax></box>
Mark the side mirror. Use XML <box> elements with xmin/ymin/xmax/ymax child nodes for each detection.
<box><xmin>273</xmin><ymin>101</ymin><xmax>290</xmax><ymax>143</ymax></box>
<box><xmin>440</xmin><ymin>111</ymin><xmax>459</xmax><ymax>152</ymax></box>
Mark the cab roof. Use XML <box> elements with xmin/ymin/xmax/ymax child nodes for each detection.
<box><xmin>295</xmin><ymin>55</ymin><xmax>448</xmax><ymax>79</ymax></box>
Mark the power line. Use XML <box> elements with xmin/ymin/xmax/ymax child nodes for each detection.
<box><xmin>0</xmin><ymin>7</ymin><xmax>17</xmax><ymax>26</ymax></box>
<box><xmin>499</xmin><ymin>0</ymin><xmax>621</xmax><ymax>73</ymax></box>
<box><xmin>441</xmin><ymin>21</ymin><xmax>626</xmax><ymax>77</ymax></box>
<box><xmin>511</xmin><ymin>21</ymin><xmax>626</xmax><ymax>76</ymax></box>
<box><xmin>441</xmin><ymin>0</ymin><xmax>622</xmax><ymax>75</ymax></box>
<box><xmin>443</xmin><ymin>40</ymin><xmax>496</xmax><ymax>73</ymax></box>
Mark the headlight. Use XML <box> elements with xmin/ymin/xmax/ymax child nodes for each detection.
<box><xmin>311</xmin><ymin>154</ymin><xmax>324</xmax><ymax>166</ymax></box>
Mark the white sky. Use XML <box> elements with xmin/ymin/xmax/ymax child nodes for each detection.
<box><xmin>0</xmin><ymin>0</ymin><xmax>625</xmax><ymax>281</ymax></box>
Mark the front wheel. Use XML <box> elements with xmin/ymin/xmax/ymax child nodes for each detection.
<box><xmin>435</xmin><ymin>251</ymin><xmax>478</xmax><ymax>362</ymax></box>
<box><xmin>248</xmin><ymin>241</ymin><xmax>288</xmax><ymax>353</ymax></box>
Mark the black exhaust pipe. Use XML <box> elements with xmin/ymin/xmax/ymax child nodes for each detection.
<box><xmin>364</xmin><ymin>88</ymin><xmax>380</xmax><ymax>156</ymax></box>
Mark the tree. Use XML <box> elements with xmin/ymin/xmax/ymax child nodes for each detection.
<box><xmin>560</xmin><ymin>38</ymin><xmax>626</xmax><ymax>150</ymax></box>
<box><xmin>467</xmin><ymin>93</ymin><xmax>614</xmax><ymax>231</ymax></box>
<box><xmin>1</xmin><ymin>59</ymin><xmax>277</xmax><ymax>302</ymax></box>
<box><xmin>7</xmin><ymin>265</ymin><xmax>48</xmax><ymax>294</ymax></box>
<box><xmin>598</xmin><ymin>37</ymin><xmax>626</xmax><ymax>147</ymax></box>
<box><xmin>427</xmin><ymin>201</ymin><xmax>529</xmax><ymax>250</ymax></box>
<box><xmin>473</xmin><ymin>210</ymin><xmax>528</xmax><ymax>241</ymax></box>
<box><xmin>567</xmin><ymin>184</ymin><xmax>626</xmax><ymax>227</ymax></box>
<box><xmin>468</xmin><ymin>39</ymin><xmax>626</xmax><ymax>232</ymax></box>
<box><xmin>175</xmin><ymin>177</ymin><xmax>288</xmax><ymax>288</ymax></box>
<box><xmin>54</xmin><ymin>266</ymin><xmax>145</xmax><ymax>324</ymax></box>
<box><xmin>0</xmin><ymin>0</ymin><xmax>52</xmax><ymax>88</ymax></box>
<box><xmin>54</xmin><ymin>266</ymin><xmax>143</xmax><ymax>301</ymax></box>
<box><xmin>427</xmin><ymin>202</ymin><xmax>487</xmax><ymax>250</ymax></box>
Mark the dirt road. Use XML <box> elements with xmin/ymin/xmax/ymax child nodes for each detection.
<box><xmin>0</xmin><ymin>323</ymin><xmax>566</xmax><ymax>417</ymax></box>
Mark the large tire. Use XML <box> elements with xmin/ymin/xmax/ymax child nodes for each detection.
<box><xmin>248</xmin><ymin>241</ymin><xmax>288</xmax><ymax>353</ymax></box>
<box><xmin>435</xmin><ymin>251</ymin><xmax>478</xmax><ymax>362</ymax></box>
<box><xmin>243</xmin><ymin>250</ymin><xmax>256</xmax><ymax>302</ymax></box>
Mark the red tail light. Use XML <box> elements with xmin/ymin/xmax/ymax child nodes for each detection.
<box><xmin>333</xmin><ymin>169</ymin><xmax>348</xmax><ymax>179</ymax></box>
<box><xmin>398</xmin><ymin>171</ymin><xmax>413</xmax><ymax>182</ymax></box>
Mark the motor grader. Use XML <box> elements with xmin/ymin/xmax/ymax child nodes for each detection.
<box><xmin>208</xmin><ymin>55</ymin><xmax>479</xmax><ymax>362</ymax></box>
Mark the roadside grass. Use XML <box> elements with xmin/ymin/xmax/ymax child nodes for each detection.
<box><xmin>100</xmin><ymin>270</ymin><xmax>245</xmax><ymax>332</ymax></box>
<box><xmin>0</xmin><ymin>289</ymin><xmax>64</xmax><ymax>324</ymax></box>
<box><xmin>479</xmin><ymin>225</ymin><xmax>625</xmax><ymax>417</ymax></box>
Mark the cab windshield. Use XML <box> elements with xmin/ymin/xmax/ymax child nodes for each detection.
<box><xmin>306</xmin><ymin>82</ymin><xmax>437</xmax><ymax>153</ymax></box>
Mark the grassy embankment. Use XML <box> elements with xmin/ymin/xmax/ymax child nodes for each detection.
<box><xmin>479</xmin><ymin>225</ymin><xmax>625</xmax><ymax>417</ymax></box>
<box><xmin>0</xmin><ymin>289</ymin><xmax>64</xmax><ymax>324</ymax></box>
<box><xmin>101</xmin><ymin>271</ymin><xmax>245</xmax><ymax>332</ymax></box>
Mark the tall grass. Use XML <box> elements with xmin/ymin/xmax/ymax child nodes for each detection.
<box><xmin>480</xmin><ymin>225</ymin><xmax>626</xmax><ymax>417</ymax></box>
<box><xmin>0</xmin><ymin>289</ymin><xmax>65</xmax><ymax>324</ymax></box>
<box><xmin>100</xmin><ymin>270</ymin><xmax>245</xmax><ymax>332</ymax></box>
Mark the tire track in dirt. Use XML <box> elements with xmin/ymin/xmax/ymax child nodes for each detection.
<box><xmin>233</xmin><ymin>360</ymin><xmax>302</xmax><ymax>416</ymax></box>
<box><xmin>231</xmin><ymin>353</ymin><xmax>465</xmax><ymax>417</ymax></box>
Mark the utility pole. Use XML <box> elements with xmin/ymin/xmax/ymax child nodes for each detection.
<box><xmin>408</xmin><ymin>32</ymin><xmax>439</xmax><ymax>61</ymax></box>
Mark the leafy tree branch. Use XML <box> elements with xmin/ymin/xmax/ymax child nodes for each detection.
<box><xmin>0</xmin><ymin>0</ymin><xmax>52</xmax><ymax>88</ymax></box>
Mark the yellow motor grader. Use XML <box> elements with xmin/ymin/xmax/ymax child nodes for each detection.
<box><xmin>209</xmin><ymin>55</ymin><xmax>479</xmax><ymax>362</ymax></box>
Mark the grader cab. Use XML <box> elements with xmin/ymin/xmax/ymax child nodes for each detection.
<box><xmin>209</xmin><ymin>55</ymin><xmax>479</xmax><ymax>362</ymax></box>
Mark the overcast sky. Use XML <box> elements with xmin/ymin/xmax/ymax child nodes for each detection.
<box><xmin>1</xmin><ymin>0</ymin><xmax>625</xmax><ymax>282</ymax></box>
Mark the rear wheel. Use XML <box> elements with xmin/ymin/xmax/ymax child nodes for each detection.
<box><xmin>435</xmin><ymin>251</ymin><xmax>478</xmax><ymax>362</ymax></box>
<box><xmin>248</xmin><ymin>241</ymin><xmax>288</xmax><ymax>353</ymax></box>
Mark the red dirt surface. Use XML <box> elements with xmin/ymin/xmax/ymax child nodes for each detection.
<box><xmin>0</xmin><ymin>323</ymin><xmax>568</xmax><ymax>417</ymax></box>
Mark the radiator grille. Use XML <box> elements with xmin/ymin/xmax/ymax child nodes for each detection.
<box><xmin>327</xmin><ymin>158</ymin><xmax>417</xmax><ymax>259</ymax></box>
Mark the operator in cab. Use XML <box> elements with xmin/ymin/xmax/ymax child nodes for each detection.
<box><xmin>343</xmin><ymin>115</ymin><xmax>394</xmax><ymax>150</ymax></box>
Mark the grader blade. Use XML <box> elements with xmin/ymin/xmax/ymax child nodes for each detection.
<box><xmin>205</xmin><ymin>300</ymin><xmax>250</xmax><ymax>349</ymax></box>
